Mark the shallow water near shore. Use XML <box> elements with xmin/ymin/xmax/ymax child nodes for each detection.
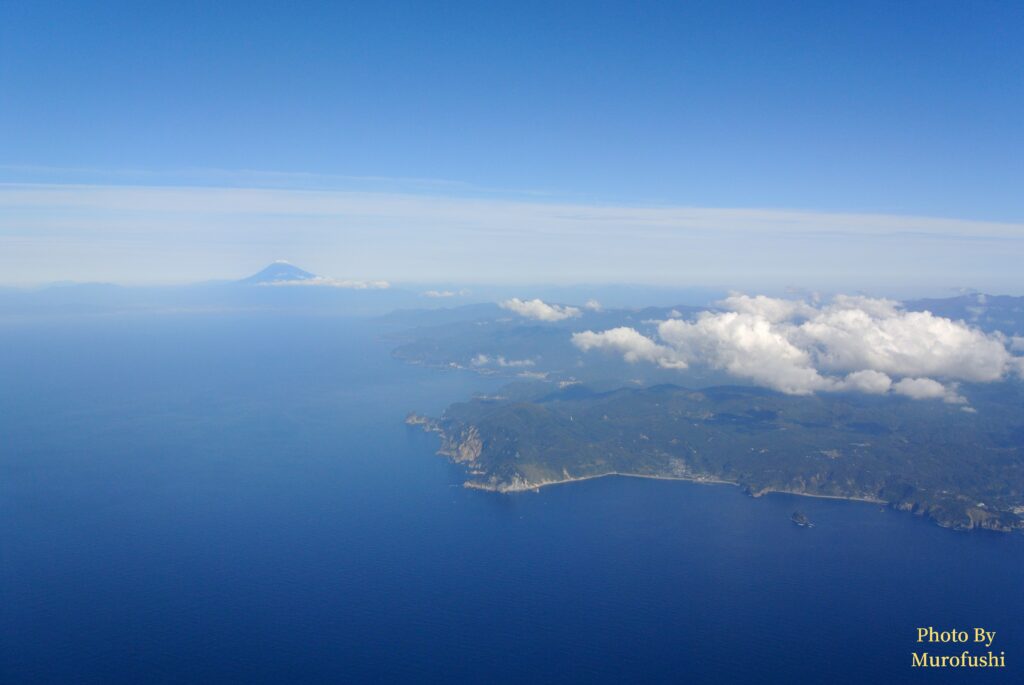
<box><xmin>2</xmin><ymin>314</ymin><xmax>1022</xmax><ymax>683</ymax></box>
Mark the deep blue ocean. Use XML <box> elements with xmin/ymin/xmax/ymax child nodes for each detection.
<box><xmin>2</xmin><ymin>314</ymin><xmax>1022</xmax><ymax>683</ymax></box>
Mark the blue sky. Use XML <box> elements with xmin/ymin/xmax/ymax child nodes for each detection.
<box><xmin>1</xmin><ymin>1</ymin><xmax>1022</xmax><ymax>289</ymax></box>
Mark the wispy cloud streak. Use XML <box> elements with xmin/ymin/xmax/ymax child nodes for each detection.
<box><xmin>1</xmin><ymin>183</ymin><xmax>1022</xmax><ymax>286</ymax></box>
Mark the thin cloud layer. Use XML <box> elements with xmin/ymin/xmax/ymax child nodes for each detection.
<box><xmin>260</xmin><ymin>277</ymin><xmax>390</xmax><ymax>289</ymax></box>
<box><xmin>501</xmin><ymin>298</ymin><xmax>581</xmax><ymax>321</ymax></box>
<box><xmin>471</xmin><ymin>354</ymin><xmax>536</xmax><ymax>368</ymax></box>
<box><xmin>573</xmin><ymin>295</ymin><xmax>1023</xmax><ymax>402</ymax></box>
<box><xmin>4</xmin><ymin>182</ymin><xmax>1023</xmax><ymax>286</ymax></box>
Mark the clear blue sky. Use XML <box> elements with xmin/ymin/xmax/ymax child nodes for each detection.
<box><xmin>1</xmin><ymin>1</ymin><xmax>1022</xmax><ymax>288</ymax></box>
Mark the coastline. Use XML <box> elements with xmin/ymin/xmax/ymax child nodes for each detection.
<box><xmin>413</xmin><ymin>416</ymin><xmax>1019</xmax><ymax>532</ymax></box>
<box><xmin>409</xmin><ymin>414</ymin><xmax>890</xmax><ymax>508</ymax></box>
<box><xmin>464</xmin><ymin>470</ymin><xmax>886</xmax><ymax>506</ymax></box>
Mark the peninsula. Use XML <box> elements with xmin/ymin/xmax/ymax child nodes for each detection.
<box><xmin>409</xmin><ymin>383</ymin><xmax>1024</xmax><ymax>533</ymax></box>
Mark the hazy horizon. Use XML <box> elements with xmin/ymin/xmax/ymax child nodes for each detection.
<box><xmin>1</xmin><ymin>179</ymin><xmax>1022</xmax><ymax>293</ymax></box>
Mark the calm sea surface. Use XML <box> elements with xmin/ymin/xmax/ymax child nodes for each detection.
<box><xmin>2</xmin><ymin>314</ymin><xmax>1022</xmax><ymax>683</ymax></box>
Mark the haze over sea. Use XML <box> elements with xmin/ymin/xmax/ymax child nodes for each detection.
<box><xmin>2</xmin><ymin>312</ymin><xmax>1022</xmax><ymax>683</ymax></box>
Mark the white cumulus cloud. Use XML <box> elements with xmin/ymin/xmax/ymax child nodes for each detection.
<box><xmin>500</xmin><ymin>298</ymin><xmax>581</xmax><ymax>321</ymax></box>
<box><xmin>718</xmin><ymin>294</ymin><xmax>818</xmax><ymax>322</ymax></box>
<box><xmin>573</xmin><ymin>294</ymin><xmax>1023</xmax><ymax>402</ymax></box>
<box><xmin>572</xmin><ymin>327</ymin><xmax>688</xmax><ymax>369</ymax></box>
<box><xmin>836</xmin><ymin>369</ymin><xmax>893</xmax><ymax>395</ymax></box>
<box><xmin>892</xmin><ymin>378</ymin><xmax>965</xmax><ymax>404</ymax></box>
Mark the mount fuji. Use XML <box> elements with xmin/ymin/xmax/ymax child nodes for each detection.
<box><xmin>238</xmin><ymin>261</ymin><xmax>319</xmax><ymax>285</ymax></box>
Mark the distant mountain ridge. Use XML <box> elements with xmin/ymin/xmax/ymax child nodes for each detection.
<box><xmin>0</xmin><ymin>261</ymin><xmax>413</xmax><ymax>317</ymax></box>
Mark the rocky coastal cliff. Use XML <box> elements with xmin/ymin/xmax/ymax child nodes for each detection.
<box><xmin>406</xmin><ymin>382</ymin><xmax>1024</xmax><ymax>535</ymax></box>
